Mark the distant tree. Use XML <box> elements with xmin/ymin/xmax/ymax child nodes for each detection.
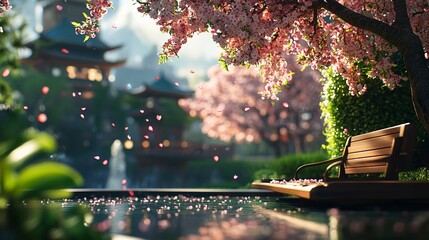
<box><xmin>0</xmin><ymin>11</ymin><xmax>25</xmax><ymax>103</ymax></box>
<box><xmin>0</xmin><ymin>11</ymin><xmax>25</xmax><ymax>75</ymax></box>
<box><xmin>179</xmin><ymin>60</ymin><xmax>322</xmax><ymax>157</ymax></box>
<box><xmin>7</xmin><ymin>67</ymin><xmax>73</xmax><ymax>125</ymax></box>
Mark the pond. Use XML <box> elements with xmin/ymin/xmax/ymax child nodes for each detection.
<box><xmin>53</xmin><ymin>189</ymin><xmax>429</xmax><ymax>240</ymax></box>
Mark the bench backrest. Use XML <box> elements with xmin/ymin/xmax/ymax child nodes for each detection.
<box><xmin>341</xmin><ymin>123</ymin><xmax>416</xmax><ymax>178</ymax></box>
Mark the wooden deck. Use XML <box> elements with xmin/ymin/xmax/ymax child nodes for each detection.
<box><xmin>252</xmin><ymin>181</ymin><xmax>429</xmax><ymax>201</ymax></box>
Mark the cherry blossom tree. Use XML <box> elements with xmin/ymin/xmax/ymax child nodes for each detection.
<box><xmin>179</xmin><ymin>60</ymin><xmax>322</xmax><ymax>157</ymax></box>
<box><xmin>3</xmin><ymin>0</ymin><xmax>429</xmax><ymax>132</ymax></box>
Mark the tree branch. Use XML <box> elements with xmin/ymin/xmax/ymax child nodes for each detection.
<box><xmin>392</xmin><ymin>0</ymin><xmax>412</xmax><ymax>29</ymax></box>
<box><xmin>316</xmin><ymin>0</ymin><xmax>400</xmax><ymax>46</ymax></box>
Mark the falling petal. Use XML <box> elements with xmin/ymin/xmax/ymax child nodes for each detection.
<box><xmin>80</xmin><ymin>114</ymin><xmax>85</xmax><ymax>119</ymax></box>
<box><xmin>112</xmin><ymin>123</ymin><xmax>116</xmax><ymax>127</ymax></box>
<box><xmin>81</xmin><ymin>107</ymin><xmax>87</xmax><ymax>111</ymax></box>
<box><xmin>61</xmin><ymin>48</ymin><xmax>69</xmax><ymax>54</ymax></box>
<box><xmin>78</xmin><ymin>92</ymin><xmax>82</xmax><ymax>96</ymax></box>
<box><xmin>155</xmin><ymin>75</ymin><xmax>159</xmax><ymax>80</ymax></box>
<box><xmin>190</xmin><ymin>70</ymin><xmax>195</xmax><ymax>74</ymax></box>
<box><xmin>37</xmin><ymin>113</ymin><xmax>48</xmax><ymax>123</ymax></box>
<box><xmin>144</xmin><ymin>135</ymin><xmax>149</xmax><ymax>139</ymax></box>
<box><xmin>23</xmin><ymin>106</ymin><xmax>28</xmax><ymax>110</ymax></box>
<box><xmin>139</xmin><ymin>110</ymin><xmax>145</xmax><ymax>114</ymax></box>
<box><xmin>112</xmin><ymin>24</ymin><xmax>118</xmax><ymax>28</ymax></box>
<box><xmin>41</xmin><ymin>86</ymin><xmax>49</xmax><ymax>95</ymax></box>
<box><xmin>94</xmin><ymin>156</ymin><xmax>100</xmax><ymax>160</ymax></box>
<box><xmin>72</xmin><ymin>92</ymin><xmax>76</xmax><ymax>97</ymax></box>
<box><xmin>156</xmin><ymin>115</ymin><xmax>162</xmax><ymax>121</ymax></box>
<box><xmin>282</xmin><ymin>102</ymin><xmax>289</xmax><ymax>108</ymax></box>
<box><xmin>148</xmin><ymin>126</ymin><xmax>153</xmax><ymax>131</ymax></box>
<box><xmin>127</xmin><ymin>135</ymin><xmax>131</xmax><ymax>140</ymax></box>
<box><xmin>56</xmin><ymin>5</ymin><xmax>63</xmax><ymax>11</ymax></box>
<box><xmin>2</xmin><ymin>68</ymin><xmax>10</xmax><ymax>77</ymax></box>
<box><xmin>343</xmin><ymin>129</ymin><xmax>348</xmax><ymax>134</ymax></box>
<box><xmin>145</xmin><ymin>119</ymin><xmax>149</xmax><ymax>122</ymax></box>
<box><xmin>124</xmin><ymin>126</ymin><xmax>129</xmax><ymax>130</ymax></box>
<box><xmin>233</xmin><ymin>175</ymin><xmax>238</xmax><ymax>180</ymax></box>
<box><xmin>121</xmin><ymin>179</ymin><xmax>127</xmax><ymax>185</ymax></box>
<box><xmin>213</xmin><ymin>155</ymin><xmax>219</xmax><ymax>162</ymax></box>
<box><xmin>174</xmin><ymin>82</ymin><xmax>179</xmax><ymax>86</ymax></box>
<box><xmin>244</xmin><ymin>107</ymin><xmax>250</xmax><ymax>112</ymax></box>
<box><xmin>158</xmin><ymin>143</ymin><xmax>164</xmax><ymax>148</ymax></box>
<box><xmin>102</xmin><ymin>160</ymin><xmax>108</xmax><ymax>165</ymax></box>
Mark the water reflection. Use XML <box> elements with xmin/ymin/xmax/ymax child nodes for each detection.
<box><xmin>55</xmin><ymin>195</ymin><xmax>429</xmax><ymax>239</ymax></box>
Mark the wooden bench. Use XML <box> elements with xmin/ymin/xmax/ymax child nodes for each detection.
<box><xmin>294</xmin><ymin>123</ymin><xmax>416</xmax><ymax>182</ymax></box>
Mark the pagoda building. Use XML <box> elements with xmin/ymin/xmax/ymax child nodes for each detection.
<box><xmin>128</xmin><ymin>72</ymin><xmax>194</xmax><ymax>157</ymax></box>
<box><xmin>23</xmin><ymin>0</ymin><xmax>125</xmax><ymax>97</ymax></box>
<box><xmin>20</xmin><ymin>0</ymin><xmax>126</xmax><ymax>164</ymax></box>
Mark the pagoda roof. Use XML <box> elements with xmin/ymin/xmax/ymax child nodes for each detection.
<box><xmin>24</xmin><ymin>18</ymin><xmax>125</xmax><ymax>67</ymax></box>
<box><xmin>39</xmin><ymin>19</ymin><xmax>121</xmax><ymax>51</ymax></box>
<box><xmin>33</xmin><ymin>46</ymin><xmax>126</xmax><ymax>67</ymax></box>
<box><xmin>129</xmin><ymin>73</ymin><xmax>194</xmax><ymax>99</ymax></box>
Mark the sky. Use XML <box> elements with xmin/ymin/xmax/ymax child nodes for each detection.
<box><xmin>99</xmin><ymin>0</ymin><xmax>222</xmax><ymax>81</ymax></box>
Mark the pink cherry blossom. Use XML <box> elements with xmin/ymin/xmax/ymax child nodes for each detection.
<box><xmin>179</xmin><ymin>60</ymin><xmax>322</xmax><ymax>155</ymax></box>
<box><xmin>29</xmin><ymin>0</ymin><xmax>429</xmax><ymax>131</ymax></box>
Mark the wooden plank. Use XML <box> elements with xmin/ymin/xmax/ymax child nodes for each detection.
<box><xmin>251</xmin><ymin>182</ymin><xmax>320</xmax><ymax>199</ymax></box>
<box><xmin>345</xmin><ymin>156</ymin><xmax>389</xmax><ymax>167</ymax></box>
<box><xmin>252</xmin><ymin>180</ymin><xmax>429</xmax><ymax>201</ymax></box>
<box><xmin>348</xmin><ymin>136</ymin><xmax>395</xmax><ymax>152</ymax></box>
<box><xmin>345</xmin><ymin>164</ymin><xmax>387</xmax><ymax>174</ymax></box>
<box><xmin>347</xmin><ymin>148</ymin><xmax>391</xmax><ymax>159</ymax></box>
<box><xmin>351</xmin><ymin>126</ymin><xmax>402</xmax><ymax>142</ymax></box>
<box><xmin>399</xmin><ymin>124</ymin><xmax>416</xmax><ymax>162</ymax></box>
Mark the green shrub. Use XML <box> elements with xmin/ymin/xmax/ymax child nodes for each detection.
<box><xmin>399</xmin><ymin>168</ymin><xmax>429</xmax><ymax>181</ymax></box>
<box><xmin>188</xmin><ymin>158</ymin><xmax>268</xmax><ymax>188</ymax></box>
<box><xmin>252</xmin><ymin>151</ymin><xmax>330</xmax><ymax>181</ymax></box>
<box><xmin>320</xmin><ymin>67</ymin><xmax>428</xmax><ymax>161</ymax></box>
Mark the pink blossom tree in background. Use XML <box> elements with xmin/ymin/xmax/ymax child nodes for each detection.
<box><xmin>3</xmin><ymin>1</ymin><xmax>429</xmax><ymax>132</ymax></box>
<box><xmin>179</xmin><ymin>59</ymin><xmax>322</xmax><ymax>157</ymax></box>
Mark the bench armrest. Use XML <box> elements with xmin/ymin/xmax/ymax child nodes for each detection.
<box><xmin>323</xmin><ymin>160</ymin><xmax>342</xmax><ymax>182</ymax></box>
<box><xmin>294</xmin><ymin>156</ymin><xmax>343</xmax><ymax>179</ymax></box>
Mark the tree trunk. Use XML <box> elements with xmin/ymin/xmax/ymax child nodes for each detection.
<box><xmin>396</xmin><ymin>32</ymin><xmax>429</xmax><ymax>134</ymax></box>
<box><xmin>293</xmin><ymin>135</ymin><xmax>305</xmax><ymax>153</ymax></box>
<box><xmin>320</xmin><ymin>0</ymin><xmax>429</xmax><ymax>133</ymax></box>
<box><xmin>264</xmin><ymin>139</ymin><xmax>284</xmax><ymax>158</ymax></box>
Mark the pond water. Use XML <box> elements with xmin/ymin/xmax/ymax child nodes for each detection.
<box><xmin>58</xmin><ymin>190</ymin><xmax>429</xmax><ymax>240</ymax></box>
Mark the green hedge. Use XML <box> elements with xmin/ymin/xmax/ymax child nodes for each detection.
<box><xmin>188</xmin><ymin>152</ymin><xmax>330</xmax><ymax>188</ymax></box>
<box><xmin>187</xmin><ymin>158</ymin><xmax>268</xmax><ymax>188</ymax></box>
<box><xmin>252</xmin><ymin>151</ymin><xmax>330</xmax><ymax>180</ymax></box>
<box><xmin>320</xmin><ymin>67</ymin><xmax>427</xmax><ymax>158</ymax></box>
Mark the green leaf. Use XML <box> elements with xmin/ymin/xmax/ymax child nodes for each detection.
<box><xmin>13</xmin><ymin>162</ymin><xmax>83</xmax><ymax>199</ymax></box>
<box><xmin>158</xmin><ymin>54</ymin><xmax>170</xmax><ymax>64</ymax></box>
<box><xmin>71</xmin><ymin>21</ymin><xmax>80</xmax><ymax>27</ymax></box>
<box><xmin>218</xmin><ymin>58</ymin><xmax>229</xmax><ymax>71</ymax></box>
<box><xmin>6</xmin><ymin>130</ymin><xmax>56</xmax><ymax>169</ymax></box>
<box><xmin>83</xmin><ymin>35</ymin><xmax>90</xmax><ymax>42</ymax></box>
